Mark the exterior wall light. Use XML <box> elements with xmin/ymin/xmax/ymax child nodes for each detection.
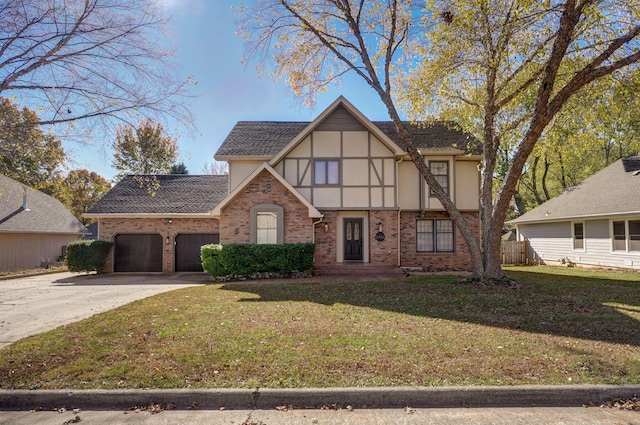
<box><xmin>165</xmin><ymin>236</ymin><xmax>171</xmax><ymax>244</ymax></box>
<box><xmin>324</xmin><ymin>223</ymin><xmax>329</xmax><ymax>232</ymax></box>
<box><xmin>378</xmin><ymin>222</ymin><xmax>383</xmax><ymax>232</ymax></box>
<box><xmin>164</xmin><ymin>218</ymin><xmax>173</xmax><ymax>224</ymax></box>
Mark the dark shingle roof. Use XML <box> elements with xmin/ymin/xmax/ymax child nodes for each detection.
<box><xmin>215</xmin><ymin>121</ymin><xmax>481</xmax><ymax>158</ymax></box>
<box><xmin>216</xmin><ymin>122</ymin><xmax>309</xmax><ymax>157</ymax></box>
<box><xmin>374</xmin><ymin>121</ymin><xmax>481</xmax><ymax>154</ymax></box>
<box><xmin>509</xmin><ymin>154</ymin><xmax>640</xmax><ymax>224</ymax></box>
<box><xmin>0</xmin><ymin>175</ymin><xmax>87</xmax><ymax>234</ymax></box>
<box><xmin>86</xmin><ymin>175</ymin><xmax>228</xmax><ymax>215</ymax></box>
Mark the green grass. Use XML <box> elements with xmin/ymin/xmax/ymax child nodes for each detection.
<box><xmin>0</xmin><ymin>266</ymin><xmax>639</xmax><ymax>389</ymax></box>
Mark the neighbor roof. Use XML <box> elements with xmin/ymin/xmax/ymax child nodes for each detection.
<box><xmin>215</xmin><ymin>120</ymin><xmax>480</xmax><ymax>158</ymax></box>
<box><xmin>86</xmin><ymin>175</ymin><xmax>229</xmax><ymax>216</ymax></box>
<box><xmin>0</xmin><ymin>175</ymin><xmax>86</xmax><ymax>234</ymax></box>
<box><xmin>509</xmin><ymin>154</ymin><xmax>640</xmax><ymax>225</ymax></box>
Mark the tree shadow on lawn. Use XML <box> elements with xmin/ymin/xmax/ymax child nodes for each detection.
<box><xmin>221</xmin><ymin>269</ymin><xmax>640</xmax><ymax>347</ymax></box>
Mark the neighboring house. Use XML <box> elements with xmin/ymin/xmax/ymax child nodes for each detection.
<box><xmin>508</xmin><ymin>154</ymin><xmax>640</xmax><ymax>270</ymax></box>
<box><xmin>86</xmin><ymin>96</ymin><xmax>482</xmax><ymax>273</ymax></box>
<box><xmin>0</xmin><ymin>175</ymin><xmax>87</xmax><ymax>272</ymax></box>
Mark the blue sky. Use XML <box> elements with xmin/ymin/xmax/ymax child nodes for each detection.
<box><xmin>70</xmin><ymin>1</ymin><xmax>390</xmax><ymax>180</ymax></box>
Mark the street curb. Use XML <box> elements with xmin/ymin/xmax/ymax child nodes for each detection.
<box><xmin>1</xmin><ymin>385</ymin><xmax>638</xmax><ymax>410</ymax></box>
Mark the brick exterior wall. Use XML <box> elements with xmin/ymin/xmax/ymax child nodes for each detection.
<box><xmin>220</xmin><ymin>169</ymin><xmax>314</xmax><ymax>245</ymax></box>
<box><xmin>369</xmin><ymin>210</ymin><xmax>399</xmax><ymax>266</ymax></box>
<box><xmin>98</xmin><ymin>217</ymin><xmax>219</xmax><ymax>273</ymax></box>
<box><xmin>97</xmin><ymin>171</ymin><xmax>480</xmax><ymax>272</ymax></box>
<box><xmin>313</xmin><ymin>211</ymin><xmax>337</xmax><ymax>265</ymax></box>
<box><xmin>400</xmin><ymin>211</ymin><xmax>480</xmax><ymax>270</ymax></box>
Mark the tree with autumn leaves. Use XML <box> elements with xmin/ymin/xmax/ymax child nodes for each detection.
<box><xmin>0</xmin><ymin>97</ymin><xmax>110</xmax><ymax>223</ymax></box>
<box><xmin>111</xmin><ymin>118</ymin><xmax>179</xmax><ymax>180</ymax></box>
<box><xmin>239</xmin><ymin>0</ymin><xmax>640</xmax><ymax>282</ymax></box>
<box><xmin>58</xmin><ymin>170</ymin><xmax>111</xmax><ymax>225</ymax></box>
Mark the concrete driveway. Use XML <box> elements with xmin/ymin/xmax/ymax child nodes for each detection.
<box><xmin>0</xmin><ymin>272</ymin><xmax>207</xmax><ymax>349</ymax></box>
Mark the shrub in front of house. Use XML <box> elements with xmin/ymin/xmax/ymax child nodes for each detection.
<box><xmin>65</xmin><ymin>240</ymin><xmax>113</xmax><ymax>273</ymax></box>
<box><xmin>201</xmin><ymin>243</ymin><xmax>224</xmax><ymax>276</ymax></box>
<box><xmin>201</xmin><ymin>243</ymin><xmax>315</xmax><ymax>279</ymax></box>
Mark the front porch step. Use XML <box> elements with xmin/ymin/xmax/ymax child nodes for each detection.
<box><xmin>312</xmin><ymin>264</ymin><xmax>405</xmax><ymax>280</ymax></box>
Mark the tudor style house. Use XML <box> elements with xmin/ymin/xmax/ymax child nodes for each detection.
<box><xmin>86</xmin><ymin>96</ymin><xmax>481</xmax><ymax>273</ymax></box>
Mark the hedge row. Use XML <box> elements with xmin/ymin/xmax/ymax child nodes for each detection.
<box><xmin>65</xmin><ymin>240</ymin><xmax>113</xmax><ymax>273</ymax></box>
<box><xmin>201</xmin><ymin>243</ymin><xmax>315</xmax><ymax>277</ymax></box>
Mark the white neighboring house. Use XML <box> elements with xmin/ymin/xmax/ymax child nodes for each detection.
<box><xmin>508</xmin><ymin>154</ymin><xmax>640</xmax><ymax>270</ymax></box>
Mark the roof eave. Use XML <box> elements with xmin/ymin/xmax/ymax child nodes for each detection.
<box><xmin>0</xmin><ymin>229</ymin><xmax>86</xmax><ymax>235</ymax></box>
<box><xmin>509</xmin><ymin>210</ymin><xmax>640</xmax><ymax>226</ymax></box>
<box><xmin>214</xmin><ymin>155</ymin><xmax>273</xmax><ymax>161</ymax></box>
<box><xmin>83</xmin><ymin>213</ymin><xmax>216</xmax><ymax>219</ymax></box>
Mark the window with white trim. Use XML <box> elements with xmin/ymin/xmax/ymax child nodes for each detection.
<box><xmin>613</xmin><ymin>221</ymin><xmax>627</xmax><ymax>251</ymax></box>
<box><xmin>417</xmin><ymin>219</ymin><xmax>454</xmax><ymax>253</ymax></box>
<box><xmin>630</xmin><ymin>220</ymin><xmax>640</xmax><ymax>252</ymax></box>
<box><xmin>573</xmin><ymin>222</ymin><xmax>584</xmax><ymax>250</ymax></box>
<box><xmin>612</xmin><ymin>219</ymin><xmax>640</xmax><ymax>252</ymax></box>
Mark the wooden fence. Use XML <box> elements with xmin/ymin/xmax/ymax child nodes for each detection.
<box><xmin>501</xmin><ymin>240</ymin><xmax>528</xmax><ymax>265</ymax></box>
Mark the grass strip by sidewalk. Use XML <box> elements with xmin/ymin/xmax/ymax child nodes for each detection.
<box><xmin>0</xmin><ymin>266</ymin><xmax>638</xmax><ymax>389</ymax></box>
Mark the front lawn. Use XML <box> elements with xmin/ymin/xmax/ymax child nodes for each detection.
<box><xmin>0</xmin><ymin>266</ymin><xmax>638</xmax><ymax>389</ymax></box>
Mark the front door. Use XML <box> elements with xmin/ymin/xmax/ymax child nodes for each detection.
<box><xmin>344</xmin><ymin>218</ymin><xmax>363</xmax><ymax>262</ymax></box>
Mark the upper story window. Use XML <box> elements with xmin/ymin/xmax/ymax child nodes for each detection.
<box><xmin>314</xmin><ymin>159</ymin><xmax>340</xmax><ymax>185</ymax></box>
<box><xmin>429</xmin><ymin>161</ymin><xmax>449</xmax><ymax>196</ymax></box>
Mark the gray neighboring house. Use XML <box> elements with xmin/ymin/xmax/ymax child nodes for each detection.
<box><xmin>508</xmin><ymin>154</ymin><xmax>640</xmax><ymax>270</ymax></box>
<box><xmin>0</xmin><ymin>175</ymin><xmax>87</xmax><ymax>272</ymax></box>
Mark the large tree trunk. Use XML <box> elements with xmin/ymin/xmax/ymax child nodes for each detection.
<box><xmin>380</xmin><ymin>100</ymin><xmax>484</xmax><ymax>277</ymax></box>
<box><xmin>542</xmin><ymin>155</ymin><xmax>551</xmax><ymax>201</ymax></box>
<box><xmin>531</xmin><ymin>155</ymin><xmax>544</xmax><ymax>205</ymax></box>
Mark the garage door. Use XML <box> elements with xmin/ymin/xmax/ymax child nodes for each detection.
<box><xmin>175</xmin><ymin>234</ymin><xmax>219</xmax><ymax>272</ymax></box>
<box><xmin>114</xmin><ymin>234</ymin><xmax>163</xmax><ymax>272</ymax></box>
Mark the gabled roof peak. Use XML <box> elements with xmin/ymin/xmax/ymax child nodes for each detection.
<box><xmin>215</xmin><ymin>96</ymin><xmax>481</xmax><ymax>160</ymax></box>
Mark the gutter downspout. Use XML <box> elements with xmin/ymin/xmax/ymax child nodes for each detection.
<box><xmin>312</xmin><ymin>215</ymin><xmax>325</xmax><ymax>244</ymax></box>
<box><xmin>396</xmin><ymin>157</ymin><xmax>402</xmax><ymax>267</ymax></box>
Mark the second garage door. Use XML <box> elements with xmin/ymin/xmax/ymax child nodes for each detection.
<box><xmin>114</xmin><ymin>234</ymin><xmax>163</xmax><ymax>272</ymax></box>
<box><xmin>175</xmin><ymin>234</ymin><xmax>219</xmax><ymax>272</ymax></box>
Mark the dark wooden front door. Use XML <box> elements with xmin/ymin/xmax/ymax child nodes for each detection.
<box><xmin>344</xmin><ymin>218</ymin><xmax>363</xmax><ymax>261</ymax></box>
